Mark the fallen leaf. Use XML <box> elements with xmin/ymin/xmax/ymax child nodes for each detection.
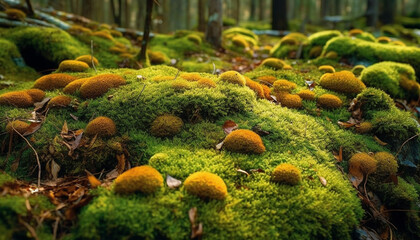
<box><xmin>34</xmin><ymin>97</ymin><xmax>51</xmax><ymax>112</ymax></box>
<box><xmin>251</xmin><ymin>125</ymin><xmax>270</xmax><ymax>136</ymax></box>
<box><xmin>337</xmin><ymin>121</ymin><xmax>356</xmax><ymax>128</ymax></box>
<box><xmin>166</xmin><ymin>175</ymin><xmax>182</xmax><ymax>189</ymax></box>
<box><xmin>333</xmin><ymin>146</ymin><xmax>343</xmax><ymax>162</ymax></box>
<box><xmin>222</xmin><ymin>120</ymin><xmax>238</xmax><ymax>135</ymax></box>
<box><xmin>71</xmin><ymin>132</ymin><xmax>83</xmax><ymax>150</ymax></box>
<box><xmin>319</xmin><ymin>176</ymin><xmax>327</xmax><ymax>186</ymax></box>
<box><xmin>23</xmin><ymin>122</ymin><xmax>42</xmax><ymax>136</ymax></box>
<box><xmin>236</xmin><ymin>169</ymin><xmax>249</xmax><ymax>177</ymax></box>
<box><xmin>50</xmin><ymin>160</ymin><xmax>60</xmax><ymax>180</ymax></box>
<box><xmin>61</xmin><ymin>121</ymin><xmax>68</xmax><ymax>135</ymax></box>
<box><xmin>215</xmin><ymin>140</ymin><xmax>224</xmax><ymax>150</ymax></box>
<box><xmin>188</xmin><ymin>207</ymin><xmax>203</xmax><ymax>239</ymax></box>
<box><xmin>373</xmin><ymin>136</ymin><xmax>388</xmax><ymax>146</ymax></box>
<box><xmin>348</xmin><ymin>174</ymin><xmax>363</xmax><ymax>189</ymax></box>
<box><xmin>70</xmin><ymin>113</ymin><xmax>78</xmax><ymax>121</ymax></box>
<box><xmin>85</xmin><ymin>170</ymin><xmax>101</xmax><ymax>188</ymax></box>
<box><xmin>305</xmin><ymin>80</ymin><xmax>316</xmax><ymax>90</ymax></box>
<box><xmin>106</xmin><ymin>169</ymin><xmax>119</xmax><ymax>179</ymax></box>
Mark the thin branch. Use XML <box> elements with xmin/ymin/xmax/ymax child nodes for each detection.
<box><xmin>395</xmin><ymin>132</ymin><xmax>420</xmax><ymax>159</ymax></box>
<box><xmin>91</xmin><ymin>40</ymin><xmax>97</xmax><ymax>74</ymax></box>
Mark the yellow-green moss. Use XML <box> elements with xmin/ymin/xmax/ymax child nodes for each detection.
<box><xmin>391</xmin><ymin>40</ymin><xmax>405</xmax><ymax>46</ymax></box>
<box><xmin>351</xmin><ymin>65</ymin><xmax>365</xmax><ymax>76</ymax></box>
<box><xmin>68</xmin><ymin>25</ymin><xmax>92</xmax><ymax>35</ymax></box>
<box><xmin>197</xmin><ymin>78</ymin><xmax>216</xmax><ymax>88</ymax></box>
<box><xmin>223</xmin><ymin>129</ymin><xmax>265</xmax><ymax>154</ymax></box>
<box><xmin>171</xmin><ymin>79</ymin><xmax>192</xmax><ymax>91</ymax></box>
<box><xmin>374</xmin><ymin>152</ymin><xmax>398</xmax><ymax>177</ymax></box>
<box><xmin>0</xmin><ymin>91</ymin><xmax>33</xmax><ymax>107</ymax></box>
<box><xmin>232</xmin><ymin>35</ymin><xmax>250</xmax><ymax>48</ymax></box>
<box><xmin>317</xmin><ymin>94</ymin><xmax>342</xmax><ymax>109</ymax></box>
<box><xmin>58</xmin><ymin>60</ymin><xmax>89</xmax><ymax>72</ymax></box>
<box><xmin>75</xmin><ymin>55</ymin><xmax>99</xmax><ymax>67</ymax></box>
<box><xmin>80</xmin><ymin>74</ymin><xmax>126</xmax><ymax>99</ymax></box>
<box><xmin>63</xmin><ymin>78</ymin><xmax>90</xmax><ymax>94</ymax></box>
<box><xmin>273</xmin><ymin>79</ymin><xmax>297</xmax><ymax>93</ymax></box>
<box><xmin>109</xmin><ymin>46</ymin><xmax>126</xmax><ymax>54</ymax></box>
<box><xmin>184</xmin><ymin>172</ymin><xmax>227</xmax><ymax>200</ymax></box>
<box><xmin>5</xmin><ymin>8</ymin><xmax>26</xmax><ymax>20</ymax></box>
<box><xmin>349</xmin><ymin>29</ymin><xmax>363</xmax><ymax>36</ymax></box>
<box><xmin>85</xmin><ymin>116</ymin><xmax>117</xmax><ymax>137</ymax></box>
<box><xmin>355</xmin><ymin>122</ymin><xmax>372</xmax><ymax>134</ymax></box>
<box><xmin>257</xmin><ymin>75</ymin><xmax>277</xmax><ymax>85</ymax></box>
<box><xmin>110</xmin><ymin>29</ymin><xmax>123</xmax><ymax>38</ymax></box>
<box><xmin>114</xmin><ymin>166</ymin><xmax>163</xmax><ymax>194</ymax></box>
<box><xmin>92</xmin><ymin>31</ymin><xmax>113</xmax><ymax>40</ymax></box>
<box><xmin>25</xmin><ymin>89</ymin><xmax>45</xmax><ymax>102</ymax></box>
<box><xmin>277</xmin><ymin>93</ymin><xmax>303</xmax><ymax>109</ymax></box>
<box><xmin>297</xmin><ymin>89</ymin><xmax>315</xmax><ymax>100</ymax></box>
<box><xmin>5</xmin><ymin>120</ymin><xmax>30</xmax><ymax>134</ymax></box>
<box><xmin>245</xmin><ymin>77</ymin><xmax>265</xmax><ymax>99</ymax></box>
<box><xmin>33</xmin><ymin>73</ymin><xmax>77</xmax><ymax>90</ymax></box>
<box><xmin>271</xmin><ymin>163</ymin><xmax>301</xmax><ymax>185</ymax></box>
<box><xmin>325</xmin><ymin>51</ymin><xmax>338</xmax><ymax>59</ymax></box>
<box><xmin>180</xmin><ymin>73</ymin><xmax>201</xmax><ymax>81</ymax></box>
<box><xmin>377</xmin><ymin>36</ymin><xmax>392</xmax><ymax>43</ymax></box>
<box><xmin>349</xmin><ymin>153</ymin><xmax>377</xmax><ymax>175</ymax></box>
<box><xmin>260</xmin><ymin>58</ymin><xmax>285</xmax><ymax>70</ymax></box>
<box><xmin>318</xmin><ymin>65</ymin><xmax>335</xmax><ymax>73</ymax></box>
<box><xmin>320</xmin><ymin>71</ymin><xmax>366</xmax><ymax>94</ymax></box>
<box><xmin>152</xmin><ymin>76</ymin><xmax>175</xmax><ymax>82</ymax></box>
<box><xmin>47</xmin><ymin>95</ymin><xmax>72</xmax><ymax>108</ymax></box>
<box><xmin>150</xmin><ymin>114</ymin><xmax>183</xmax><ymax>137</ymax></box>
<box><xmin>187</xmin><ymin>34</ymin><xmax>202</xmax><ymax>45</ymax></box>
<box><xmin>219</xmin><ymin>71</ymin><xmax>246</xmax><ymax>86</ymax></box>
<box><xmin>148</xmin><ymin>51</ymin><xmax>168</xmax><ymax>65</ymax></box>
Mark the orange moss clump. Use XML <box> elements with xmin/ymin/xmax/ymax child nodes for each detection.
<box><xmin>148</xmin><ymin>51</ymin><xmax>167</xmax><ymax>65</ymax></box>
<box><xmin>68</xmin><ymin>25</ymin><xmax>92</xmax><ymax>35</ymax></box>
<box><xmin>349</xmin><ymin>153</ymin><xmax>377</xmax><ymax>176</ymax></box>
<box><xmin>273</xmin><ymin>79</ymin><xmax>297</xmax><ymax>93</ymax></box>
<box><xmin>309</xmin><ymin>46</ymin><xmax>323</xmax><ymax>58</ymax></box>
<box><xmin>152</xmin><ymin>76</ymin><xmax>175</xmax><ymax>82</ymax></box>
<box><xmin>317</xmin><ymin>94</ymin><xmax>342</xmax><ymax>109</ymax></box>
<box><xmin>75</xmin><ymin>55</ymin><xmax>99</xmax><ymax>67</ymax></box>
<box><xmin>260</xmin><ymin>58</ymin><xmax>286</xmax><ymax>70</ymax></box>
<box><xmin>377</xmin><ymin>36</ymin><xmax>391</xmax><ymax>43</ymax></box>
<box><xmin>325</xmin><ymin>51</ymin><xmax>338</xmax><ymax>59</ymax></box>
<box><xmin>33</xmin><ymin>73</ymin><xmax>77</xmax><ymax>90</ymax></box>
<box><xmin>272</xmin><ymin>163</ymin><xmax>301</xmax><ymax>185</ymax></box>
<box><xmin>150</xmin><ymin>114</ymin><xmax>184</xmax><ymax>137</ymax></box>
<box><xmin>180</xmin><ymin>73</ymin><xmax>201</xmax><ymax>81</ymax></box>
<box><xmin>109</xmin><ymin>46</ymin><xmax>126</xmax><ymax>54</ymax></box>
<box><xmin>80</xmin><ymin>74</ymin><xmax>126</xmax><ymax>99</ymax></box>
<box><xmin>197</xmin><ymin>78</ymin><xmax>216</xmax><ymax>88</ymax></box>
<box><xmin>257</xmin><ymin>75</ymin><xmax>277</xmax><ymax>85</ymax></box>
<box><xmin>171</xmin><ymin>79</ymin><xmax>192</xmax><ymax>91</ymax></box>
<box><xmin>320</xmin><ymin>71</ymin><xmax>366</xmax><ymax>94</ymax></box>
<box><xmin>355</xmin><ymin>122</ymin><xmax>372</xmax><ymax>134</ymax></box>
<box><xmin>5</xmin><ymin>8</ymin><xmax>26</xmax><ymax>20</ymax></box>
<box><xmin>119</xmin><ymin>53</ymin><xmax>135</xmax><ymax>59</ymax></box>
<box><xmin>223</xmin><ymin>129</ymin><xmax>265</xmax><ymax>154</ymax></box>
<box><xmin>318</xmin><ymin>65</ymin><xmax>335</xmax><ymax>73</ymax></box>
<box><xmin>114</xmin><ymin>166</ymin><xmax>163</xmax><ymax>194</ymax></box>
<box><xmin>261</xmin><ymin>84</ymin><xmax>272</xmax><ymax>100</ymax></box>
<box><xmin>25</xmin><ymin>89</ymin><xmax>45</xmax><ymax>102</ymax></box>
<box><xmin>391</xmin><ymin>40</ymin><xmax>405</xmax><ymax>46</ymax></box>
<box><xmin>374</xmin><ymin>152</ymin><xmax>398</xmax><ymax>177</ymax></box>
<box><xmin>92</xmin><ymin>31</ymin><xmax>113</xmax><ymax>40</ymax></box>
<box><xmin>349</xmin><ymin>29</ymin><xmax>363</xmax><ymax>36</ymax></box>
<box><xmin>48</xmin><ymin>96</ymin><xmax>72</xmax><ymax>108</ymax></box>
<box><xmin>297</xmin><ymin>89</ymin><xmax>315</xmax><ymax>100</ymax></box>
<box><xmin>5</xmin><ymin>120</ymin><xmax>30</xmax><ymax>134</ymax></box>
<box><xmin>184</xmin><ymin>172</ymin><xmax>228</xmax><ymax>200</ymax></box>
<box><xmin>0</xmin><ymin>91</ymin><xmax>34</xmax><ymax>108</ymax></box>
<box><xmin>245</xmin><ymin>77</ymin><xmax>264</xmax><ymax>99</ymax></box>
<box><xmin>63</xmin><ymin>78</ymin><xmax>90</xmax><ymax>94</ymax></box>
<box><xmin>277</xmin><ymin>93</ymin><xmax>302</xmax><ymax>109</ymax></box>
<box><xmin>283</xmin><ymin>65</ymin><xmax>293</xmax><ymax>70</ymax></box>
<box><xmin>219</xmin><ymin>71</ymin><xmax>246</xmax><ymax>86</ymax></box>
<box><xmin>85</xmin><ymin>116</ymin><xmax>117</xmax><ymax>137</ymax></box>
<box><xmin>110</xmin><ymin>29</ymin><xmax>123</xmax><ymax>37</ymax></box>
<box><xmin>58</xmin><ymin>60</ymin><xmax>89</xmax><ymax>72</ymax></box>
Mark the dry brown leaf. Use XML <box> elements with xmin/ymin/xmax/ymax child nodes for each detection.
<box><xmin>106</xmin><ymin>169</ymin><xmax>119</xmax><ymax>180</ymax></box>
<box><xmin>373</xmin><ymin>136</ymin><xmax>388</xmax><ymax>146</ymax></box>
<box><xmin>236</xmin><ymin>169</ymin><xmax>250</xmax><ymax>177</ymax></box>
<box><xmin>166</xmin><ymin>175</ymin><xmax>182</xmax><ymax>189</ymax></box>
<box><xmin>23</xmin><ymin>122</ymin><xmax>42</xmax><ymax>136</ymax></box>
<box><xmin>85</xmin><ymin>171</ymin><xmax>101</xmax><ymax>188</ymax></box>
<box><xmin>50</xmin><ymin>160</ymin><xmax>60</xmax><ymax>180</ymax></box>
<box><xmin>319</xmin><ymin>176</ymin><xmax>327</xmax><ymax>186</ymax></box>
<box><xmin>215</xmin><ymin>140</ymin><xmax>224</xmax><ymax>150</ymax></box>
<box><xmin>333</xmin><ymin>146</ymin><xmax>343</xmax><ymax>162</ymax></box>
<box><xmin>348</xmin><ymin>174</ymin><xmax>363</xmax><ymax>189</ymax></box>
<box><xmin>61</xmin><ymin>121</ymin><xmax>68</xmax><ymax>135</ymax></box>
<box><xmin>222</xmin><ymin>120</ymin><xmax>238</xmax><ymax>135</ymax></box>
<box><xmin>337</xmin><ymin>121</ymin><xmax>356</xmax><ymax>128</ymax></box>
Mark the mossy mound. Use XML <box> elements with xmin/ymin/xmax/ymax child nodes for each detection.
<box><xmin>148</xmin><ymin>51</ymin><xmax>169</xmax><ymax>65</ymax></box>
<box><xmin>63</xmin><ymin>78</ymin><xmax>90</xmax><ymax>94</ymax></box>
<box><xmin>273</xmin><ymin>79</ymin><xmax>297</xmax><ymax>92</ymax></box>
<box><xmin>218</xmin><ymin>71</ymin><xmax>246</xmax><ymax>86</ymax></box>
<box><xmin>318</xmin><ymin>65</ymin><xmax>335</xmax><ymax>73</ymax></box>
<box><xmin>317</xmin><ymin>94</ymin><xmax>342</xmax><ymax>109</ymax></box>
<box><xmin>180</xmin><ymin>72</ymin><xmax>201</xmax><ymax>82</ymax></box>
<box><xmin>355</xmin><ymin>88</ymin><xmax>394</xmax><ymax>119</ymax></box>
<box><xmin>80</xmin><ymin>74</ymin><xmax>126</xmax><ymax>99</ymax></box>
<box><xmin>308</xmin><ymin>30</ymin><xmax>342</xmax><ymax>47</ymax></box>
<box><xmin>58</xmin><ymin>60</ymin><xmax>89</xmax><ymax>72</ymax></box>
<box><xmin>271</xmin><ymin>163</ymin><xmax>301</xmax><ymax>185</ymax></box>
<box><xmin>297</xmin><ymin>89</ymin><xmax>315</xmax><ymax>100</ymax></box>
<box><xmin>25</xmin><ymin>89</ymin><xmax>45</xmax><ymax>102</ymax></box>
<box><xmin>85</xmin><ymin>116</ymin><xmax>117</xmax><ymax>137</ymax></box>
<box><xmin>270</xmin><ymin>32</ymin><xmax>307</xmax><ymax>58</ymax></box>
<box><xmin>349</xmin><ymin>153</ymin><xmax>377</xmax><ymax>176</ymax></box>
<box><xmin>260</xmin><ymin>58</ymin><xmax>286</xmax><ymax>70</ymax></box>
<box><xmin>355</xmin><ymin>122</ymin><xmax>372</xmax><ymax>134</ymax></box>
<box><xmin>5</xmin><ymin>8</ymin><xmax>26</xmax><ymax>20</ymax></box>
<box><xmin>114</xmin><ymin>166</ymin><xmax>163</xmax><ymax>194</ymax></box>
<box><xmin>245</xmin><ymin>77</ymin><xmax>264</xmax><ymax>99</ymax></box>
<box><xmin>5</xmin><ymin>120</ymin><xmax>30</xmax><ymax>134</ymax></box>
<box><xmin>320</xmin><ymin>71</ymin><xmax>366</xmax><ymax>94</ymax></box>
<box><xmin>150</xmin><ymin>114</ymin><xmax>184</xmax><ymax>137</ymax></box>
<box><xmin>33</xmin><ymin>73</ymin><xmax>77</xmax><ymax>90</ymax></box>
<box><xmin>75</xmin><ymin>55</ymin><xmax>99</xmax><ymax>67</ymax></box>
<box><xmin>373</xmin><ymin>152</ymin><xmax>398</xmax><ymax>178</ymax></box>
<box><xmin>351</xmin><ymin>65</ymin><xmax>365</xmax><ymax>76</ymax></box>
<box><xmin>223</xmin><ymin>129</ymin><xmax>265</xmax><ymax>154</ymax></box>
<box><xmin>47</xmin><ymin>95</ymin><xmax>72</xmax><ymax>108</ymax></box>
<box><xmin>0</xmin><ymin>91</ymin><xmax>33</xmax><ymax>108</ymax></box>
<box><xmin>184</xmin><ymin>172</ymin><xmax>228</xmax><ymax>200</ymax></box>
<box><xmin>197</xmin><ymin>78</ymin><xmax>216</xmax><ymax>88</ymax></box>
<box><xmin>360</xmin><ymin>61</ymin><xmax>418</xmax><ymax>99</ymax></box>
<box><xmin>277</xmin><ymin>93</ymin><xmax>303</xmax><ymax>109</ymax></box>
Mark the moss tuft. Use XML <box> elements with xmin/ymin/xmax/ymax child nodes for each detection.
<box><xmin>5</xmin><ymin>8</ymin><xmax>26</xmax><ymax>20</ymax></box>
<box><xmin>271</xmin><ymin>163</ymin><xmax>301</xmax><ymax>185</ymax></box>
<box><xmin>219</xmin><ymin>71</ymin><xmax>246</xmax><ymax>86</ymax></box>
<box><xmin>171</xmin><ymin>79</ymin><xmax>192</xmax><ymax>91</ymax></box>
<box><xmin>261</xmin><ymin>84</ymin><xmax>272</xmax><ymax>100</ymax></box>
<box><xmin>374</xmin><ymin>152</ymin><xmax>398</xmax><ymax>178</ymax></box>
<box><xmin>273</xmin><ymin>79</ymin><xmax>297</xmax><ymax>93</ymax></box>
<box><xmin>85</xmin><ymin>116</ymin><xmax>117</xmax><ymax>137</ymax></box>
<box><xmin>355</xmin><ymin>122</ymin><xmax>373</xmax><ymax>134</ymax></box>
<box><xmin>180</xmin><ymin>73</ymin><xmax>201</xmax><ymax>81</ymax></box>
<box><xmin>277</xmin><ymin>93</ymin><xmax>303</xmax><ymax>109</ymax></box>
<box><xmin>47</xmin><ymin>95</ymin><xmax>72</xmax><ymax>108</ymax></box>
<box><xmin>148</xmin><ymin>51</ymin><xmax>168</xmax><ymax>65</ymax></box>
<box><xmin>260</xmin><ymin>58</ymin><xmax>285</xmax><ymax>70</ymax></box>
<box><xmin>25</xmin><ymin>89</ymin><xmax>45</xmax><ymax>102</ymax></box>
<box><xmin>245</xmin><ymin>77</ymin><xmax>265</xmax><ymax>99</ymax></box>
<box><xmin>63</xmin><ymin>78</ymin><xmax>90</xmax><ymax>94</ymax></box>
<box><xmin>0</xmin><ymin>91</ymin><xmax>33</xmax><ymax>107</ymax></box>
<box><xmin>349</xmin><ymin>29</ymin><xmax>363</xmax><ymax>36</ymax></box>
<box><xmin>150</xmin><ymin>114</ymin><xmax>183</xmax><ymax>137</ymax></box>
<box><xmin>317</xmin><ymin>94</ymin><xmax>342</xmax><ymax>109</ymax></box>
<box><xmin>187</xmin><ymin>34</ymin><xmax>202</xmax><ymax>45</ymax></box>
<box><xmin>114</xmin><ymin>165</ymin><xmax>163</xmax><ymax>194</ymax></box>
<box><xmin>325</xmin><ymin>51</ymin><xmax>338</xmax><ymax>59</ymax></box>
<box><xmin>5</xmin><ymin>120</ymin><xmax>30</xmax><ymax>134</ymax></box>
<box><xmin>33</xmin><ymin>73</ymin><xmax>77</xmax><ymax>90</ymax></box>
<box><xmin>184</xmin><ymin>172</ymin><xmax>228</xmax><ymax>200</ymax></box>
<box><xmin>80</xmin><ymin>74</ymin><xmax>126</xmax><ymax>99</ymax></box>
<box><xmin>377</xmin><ymin>36</ymin><xmax>392</xmax><ymax>43</ymax></box>
<box><xmin>318</xmin><ymin>65</ymin><xmax>335</xmax><ymax>73</ymax></box>
<box><xmin>297</xmin><ymin>89</ymin><xmax>315</xmax><ymax>100</ymax></box>
<box><xmin>58</xmin><ymin>60</ymin><xmax>89</xmax><ymax>72</ymax></box>
<box><xmin>75</xmin><ymin>55</ymin><xmax>99</xmax><ymax>67</ymax></box>
<box><xmin>349</xmin><ymin>153</ymin><xmax>377</xmax><ymax>175</ymax></box>
<box><xmin>197</xmin><ymin>78</ymin><xmax>216</xmax><ymax>88</ymax></box>
<box><xmin>92</xmin><ymin>31</ymin><xmax>114</xmax><ymax>40</ymax></box>
<box><xmin>356</xmin><ymin>88</ymin><xmax>394</xmax><ymax>118</ymax></box>
<box><xmin>223</xmin><ymin>129</ymin><xmax>265</xmax><ymax>154</ymax></box>
<box><xmin>257</xmin><ymin>75</ymin><xmax>277</xmax><ymax>85</ymax></box>
<box><xmin>320</xmin><ymin>71</ymin><xmax>366</xmax><ymax>94</ymax></box>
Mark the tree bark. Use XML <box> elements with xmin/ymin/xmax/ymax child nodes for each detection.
<box><xmin>25</xmin><ymin>0</ymin><xmax>34</xmax><ymax>17</ymax></box>
<box><xmin>205</xmin><ymin>0</ymin><xmax>222</xmax><ymax>48</ymax></box>
<box><xmin>110</xmin><ymin>0</ymin><xmax>122</xmax><ymax>26</ymax></box>
<box><xmin>234</xmin><ymin>0</ymin><xmax>240</xmax><ymax>25</ymax></box>
<box><xmin>380</xmin><ymin>0</ymin><xmax>396</xmax><ymax>24</ymax></box>
<box><xmin>272</xmin><ymin>0</ymin><xmax>288</xmax><ymax>30</ymax></box>
<box><xmin>81</xmin><ymin>0</ymin><xmax>93</xmax><ymax>19</ymax></box>
<box><xmin>366</xmin><ymin>0</ymin><xmax>379</xmax><ymax>27</ymax></box>
<box><xmin>198</xmin><ymin>0</ymin><xmax>206</xmax><ymax>32</ymax></box>
<box><xmin>258</xmin><ymin>0</ymin><xmax>265</xmax><ymax>21</ymax></box>
<box><xmin>320</xmin><ymin>0</ymin><xmax>327</xmax><ymax>18</ymax></box>
<box><xmin>136</xmin><ymin>0</ymin><xmax>153</xmax><ymax>66</ymax></box>
<box><xmin>250</xmin><ymin>0</ymin><xmax>256</xmax><ymax>21</ymax></box>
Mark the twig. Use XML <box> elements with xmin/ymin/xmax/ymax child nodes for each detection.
<box><xmin>11</xmin><ymin>124</ymin><xmax>41</xmax><ymax>188</ymax></box>
<box><xmin>364</xmin><ymin>173</ymin><xmax>370</xmax><ymax>202</ymax></box>
<box><xmin>395</xmin><ymin>133</ymin><xmax>420</xmax><ymax>159</ymax></box>
<box><xmin>18</xmin><ymin>217</ymin><xmax>39</xmax><ymax>240</ymax></box>
<box><xmin>173</xmin><ymin>69</ymin><xmax>180</xmax><ymax>80</ymax></box>
<box><xmin>90</xmin><ymin>40</ymin><xmax>97</xmax><ymax>74</ymax></box>
<box><xmin>52</xmin><ymin>217</ymin><xmax>59</xmax><ymax>240</ymax></box>
<box><xmin>212</xmin><ymin>62</ymin><xmax>216</xmax><ymax>75</ymax></box>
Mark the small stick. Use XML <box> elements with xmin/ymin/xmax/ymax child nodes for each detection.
<box><xmin>91</xmin><ymin>40</ymin><xmax>97</xmax><ymax>74</ymax></box>
<box><xmin>173</xmin><ymin>69</ymin><xmax>180</xmax><ymax>80</ymax></box>
<box><xmin>212</xmin><ymin>62</ymin><xmax>216</xmax><ymax>75</ymax></box>
<box><xmin>394</xmin><ymin>133</ymin><xmax>420</xmax><ymax>159</ymax></box>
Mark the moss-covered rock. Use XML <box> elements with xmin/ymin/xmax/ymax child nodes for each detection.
<box><xmin>355</xmin><ymin>122</ymin><xmax>373</xmax><ymax>134</ymax></box>
<box><xmin>297</xmin><ymin>89</ymin><xmax>315</xmax><ymax>100</ymax></box>
<box><xmin>355</xmin><ymin>88</ymin><xmax>394</xmax><ymax>119</ymax></box>
<box><xmin>58</xmin><ymin>60</ymin><xmax>89</xmax><ymax>72</ymax></box>
<box><xmin>114</xmin><ymin>165</ymin><xmax>163</xmax><ymax>194</ymax></box>
<box><xmin>320</xmin><ymin>71</ymin><xmax>366</xmax><ymax>94</ymax></box>
<box><xmin>318</xmin><ymin>65</ymin><xmax>335</xmax><ymax>73</ymax></box>
<box><xmin>317</xmin><ymin>94</ymin><xmax>342</xmax><ymax>109</ymax></box>
<box><xmin>184</xmin><ymin>172</ymin><xmax>227</xmax><ymax>200</ymax></box>
<box><xmin>271</xmin><ymin>163</ymin><xmax>301</xmax><ymax>185</ymax></box>
<box><xmin>260</xmin><ymin>58</ymin><xmax>286</xmax><ymax>70</ymax></box>
<box><xmin>273</xmin><ymin>79</ymin><xmax>297</xmax><ymax>93</ymax></box>
<box><xmin>85</xmin><ymin>116</ymin><xmax>117</xmax><ymax>137</ymax></box>
<box><xmin>150</xmin><ymin>114</ymin><xmax>183</xmax><ymax>137</ymax></box>
<box><xmin>33</xmin><ymin>73</ymin><xmax>77</xmax><ymax>90</ymax></box>
<box><xmin>0</xmin><ymin>91</ymin><xmax>33</xmax><ymax>107</ymax></box>
<box><xmin>373</xmin><ymin>152</ymin><xmax>398</xmax><ymax>178</ymax></box>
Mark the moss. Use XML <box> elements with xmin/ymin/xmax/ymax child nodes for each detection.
<box><xmin>33</xmin><ymin>73</ymin><xmax>77</xmax><ymax>90</ymax></box>
<box><xmin>351</xmin><ymin>65</ymin><xmax>365</xmax><ymax>76</ymax></box>
<box><xmin>58</xmin><ymin>60</ymin><xmax>89</xmax><ymax>72</ymax></box>
<box><xmin>273</xmin><ymin>79</ymin><xmax>297</xmax><ymax>93</ymax></box>
<box><xmin>109</xmin><ymin>46</ymin><xmax>126</xmax><ymax>54</ymax></box>
<box><xmin>360</xmin><ymin>61</ymin><xmax>417</xmax><ymax>99</ymax></box>
<box><xmin>376</xmin><ymin>177</ymin><xmax>418</xmax><ymax>209</ymax></box>
<box><xmin>25</xmin><ymin>89</ymin><xmax>45</xmax><ymax>102</ymax></box>
<box><xmin>63</xmin><ymin>78</ymin><xmax>90</xmax><ymax>94</ymax></box>
<box><xmin>110</xmin><ymin>29</ymin><xmax>123</xmax><ymax>38</ymax></box>
<box><xmin>85</xmin><ymin>116</ymin><xmax>117</xmax><ymax>137</ymax></box>
<box><xmin>75</xmin><ymin>55</ymin><xmax>99</xmax><ymax>68</ymax></box>
<box><xmin>377</xmin><ymin>36</ymin><xmax>392</xmax><ymax>43</ymax></box>
<box><xmin>278</xmin><ymin>93</ymin><xmax>303</xmax><ymax>109</ymax></box>
<box><xmin>317</xmin><ymin>94</ymin><xmax>342</xmax><ymax>109</ymax></box>
<box><xmin>355</xmin><ymin>88</ymin><xmax>394</xmax><ymax>119</ymax></box>
<box><xmin>349</xmin><ymin>29</ymin><xmax>363</xmax><ymax>36</ymax></box>
<box><xmin>261</xmin><ymin>84</ymin><xmax>272</xmax><ymax>100</ymax></box>
<box><xmin>223</xmin><ymin>129</ymin><xmax>265</xmax><ymax>154</ymax></box>
<box><xmin>391</xmin><ymin>40</ymin><xmax>406</xmax><ymax>46</ymax></box>
<box><xmin>355</xmin><ymin>122</ymin><xmax>372</xmax><ymax>134</ymax></box>
<box><xmin>371</xmin><ymin>109</ymin><xmax>419</xmax><ymax>142</ymax></box>
<box><xmin>0</xmin><ymin>91</ymin><xmax>33</xmax><ymax>107</ymax></box>
<box><xmin>5</xmin><ymin>8</ymin><xmax>26</xmax><ymax>20</ymax></box>
<box><xmin>218</xmin><ymin>71</ymin><xmax>246</xmax><ymax>86</ymax></box>
<box><xmin>180</xmin><ymin>73</ymin><xmax>201</xmax><ymax>82</ymax></box>
<box><xmin>222</xmin><ymin>27</ymin><xmax>259</xmax><ymax>42</ymax></box>
<box><xmin>171</xmin><ymin>79</ymin><xmax>192</xmax><ymax>91</ymax></box>
<box><xmin>325</xmin><ymin>51</ymin><xmax>338</xmax><ymax>59</ymax></box>
<box><xmin>197</xmin><ymin>78</ymin><xmax>216</xmax><ymax>88</ymax></box>
<box><xmin>187</xmin><ymin>34</ymin><xmax>202</xmax><ymax>45</ymax></box>
<box><xmin>297</xmin><ymin>89</ymin><xmax>315</xmax><ymax>100</ymax></box>
<box><xmin>308</xmin><ymin>45</ymin><xmax>323</xmax><ymax>58</ymax></box>
<box><xmin>114</xmin><ymin>165</ymin><xmax>163</xmax><ymax>194</ymax></box>
<box><xmin>257</xmin><ymin>75</ymin><xmax>277</xmax><ymax>85</ymax></box>
<box><xmin>231</xmin><ymin>35</ymin><xmax>250</xmax><ymax>48</ymax></box>
<box><xmin>318</xmin><ymin>65</ymin><xmax>335</xmax><ymax>73</ymax></box>
<box><xmin>80</xmin><ymin>74</ymin><xmax>126</xmax><ymax>99</ymax></box>
<box><xmin>0</xmin><ymin>172</ymin><xmax>14</xmax><ymax>186</ymax></box>
<box><xmin>92</xmin><ymin>31</ymin><xmax>114</xmax><ymax>40</ymax></box>
<box><xmin>68</xmin><ymin>25</ymin><xmax>92</xmax><ymax>35</ymax></box>
<box><xmin>5</xmin><ymin>120</ymin><xmax>30</xmax><ymax>134</ymax></box>
<box><xmin>320</xmin><ymin>71</ymin><xmax>366</xmax><ymax>94</ymax></box>
<box><xmin>47</xmin><ymin>95</ymin><xmax>72</xmax><ymax>108</ymax></box>
<box><xmin>349</xmin><ymin>152</ymin><xmax>377</xmax><ymax>175</ymax></box>
<box><xmin>148</xmin><ymin>51</ymin><xmax>169</xmax><ymax>65</ymax></box>
<box><xmin>152</xmin><ymin>75</ymin><xmax>175</xmax><ymax>82</ymax></box>
<box><xmin>373</xmin><ymin>152</ymin><xmax>398</xmax><ymax>178</ymax></box>
<box><xmin>271</xmin><ymin>163</ymin><xmax>301</xmax><ymax>185</ymax></box>
<box><xmin>150</xmin><ymin>114</ymin><xmax>183</xmax><ymax>137</ymax></box>
<box><xmin>261</xmin><ymin>58</ymin><xmax>286</xmax><ymax>70</ymax></box>
<box><xmin>244</xmin><ymin>77</ymin><xmax>264</xmax><ymax>99</ymax></box>
<box><xmin>184</xmin><ymin>172</ymin><xmax>227</xmax><ymax>200</ymax></box>
<box><xmin>308</xmin><ymin>30</ymin><xmax>342</xmax><ymax>47</ymax></box>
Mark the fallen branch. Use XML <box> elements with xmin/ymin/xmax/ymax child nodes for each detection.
<box><xmin>394</xmin><ymin>132</ymin><xmax>420</xmax><ymax>159</ymax></box>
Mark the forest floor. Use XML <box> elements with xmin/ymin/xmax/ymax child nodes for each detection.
<box><xmin>0</xmin><ymin>6</ymin><xmax>420</xmax><ymax>240</ymax></box>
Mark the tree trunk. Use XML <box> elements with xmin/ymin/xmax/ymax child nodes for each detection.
<box><xmin>170</xmin><ymin>0</ymin><xmax>185</xmax><ymax>31</ymax></box>
<box><xmin>272</xmin><ymin>0</ymin><xmax>288</xmax><ymax>30</ymax></box>
<box><xmin>380</xmin><ymin>0</ymin><xmax>396</xmax><ymax>24</ymax></box>
<box><xmin>136</xmin><ymin>0</ymin><xmax>153</xmax><ymax>66</ymax></box>
<box><xmin>198</xmin><ymin>0</ymin><xmax>206</xmax><ymax>32</ymax></box>
<box><xmin>205</xmin><ymin>0</ymin><xmax>222</xmax><ymax>48</ymax></box>
<box><xmin>366</xmin><ymin>0</ymin><xmax>379</xmax><ymax>27</ymax></box>
<box><xmin>320</xmin><ymin>0</ymin><xmax>327</xmax><ymax>18</ymax></box>
<box><xmin>81</xmin><ymin>0</ymin><xmax>93</xmax><ymax>19</ymax></box>
<box><xmin>110</xmin><ymin>0</ymin><xmax>122</xmax><ymax>26</ymax></box>
<box><xmin>234</xmin><ymin>0</ymin><xmax>240</xmax><ymax>25</ymax></box>
<box><xmin>25</xmin><ymin>0</ymin><xmax>34</xmax><ymax>17</ymax></box>
<box><xmin>250</xmin><ymin>0</ymin><xmax>256</xmax><ymax>21</ymax></box>
<box><xmin>334</xmin><ymin>0</ymin><xmax>340</xmax><ymax>15</ymax></box>
<box><xmin>258</xmin><ymin>0</ymin><xmax>265</xmax><ymax>21</ymax></box>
